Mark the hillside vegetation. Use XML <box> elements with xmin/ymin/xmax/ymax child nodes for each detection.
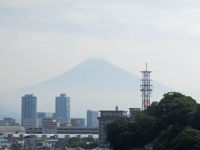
<box><xmin>106</xmin><ymin>92</ymin><xmax>200</xmax><ymax>150</ymax></box>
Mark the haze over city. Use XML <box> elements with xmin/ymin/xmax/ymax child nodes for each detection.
<box><xmin>1</xmin><ymin>1</ymin><xmax>200</xmax><ymax>149</ymax></box>
<box><xmin>1</xmin><ymin>0</ymin><xmax>200</xmax><ymax>100</ymax></box>
<box><xmin>0</xmin><ymin>0</ymin><xmax>200</xmax><ymax>117</ymax></box>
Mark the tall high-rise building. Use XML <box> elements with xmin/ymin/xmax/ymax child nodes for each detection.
<box><xmin>55</xmin><ymin>93</ymin><xmax>70</xmax><ymax>123</ymax></box>
<box><xmin>87</xmin><ymin>110</ymin><xmax>99</xmax><ymax>127</ymax></box>
<box><xmin>21</xmin><ymin>94</ymin><xmax>37</xmax><ymax>129</ymax></box>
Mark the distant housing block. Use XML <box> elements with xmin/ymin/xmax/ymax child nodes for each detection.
<box><xmin>42</xmin><ymin>119</ymin><xmax>60</xmax><ymax>134</ymax></box>
<box><xmin>87</xmin><ymin>110</ymin><xmax>99</xmax><ymax>127</ymax></box>
<box><xmin>71</xmin><ymin>118</ymin><xmax>85</xmax><ymax>127</ymax></box>
<box><xmin>129</xmin><ymin>108</ymin><xmax>141</xmax><ymax>122</ymax></box>
<box><xmin>98</xmin><ymin>107</ymin><xmax>127</xmax><ymax>148</ymax></box>
<box><xmin>37</xmin><ymin>112</ymin><xmax>53</xmax><ymax>127</ymax></box>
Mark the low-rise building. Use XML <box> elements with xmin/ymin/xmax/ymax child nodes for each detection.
<box><xmin>3</xmin><ymin>118</ymin><xmax>16</xmax><ymax>126</ymax></box>
<box><xmin>26</xmin><ymin>128</ymin><xmax>42</xmax><ymax>134</ymax></box>
<box><xmin>87</xmin><ymin>110</ymin><xmax>99</xmax><ymax>128</ymax></box>
<box><xmin>0</xmin><ymin>120</ymin><xmax>7</xmax><ymax>126</ymax></box>
<box><xmin>98</xmin><ymin>107</ymin><xmax>127</xmax><ymax>148</ymax></box>
<box><xmin>0</xmin><ymin>134</ymin><xmax>7</xmax><ymax>149</ymax></box>
<box><xmin>42</xmin><ymin>119</ymin><xmax>60</xmax><ymax>134</ymax></box>
<box><xmin>0</xmin><ymin>126</ymin><xmax>25</xmax><ymax>136</ymax></box>
<box><xmin>24</xmin><ymin>135</ymin><xmax>48</xmax><ymax>150</ymax></box>
<box><xmin>57</xmin><ymin>127</ymin><xmax>99</xmax><ymax>134</ymax></box>
<box><xmin>71</xmin><ymin>118</ymin><xmax>85</xmax><ymax>127</ymax></box>
<box><xmin>0</xmin><ymin>118</ymin><xmax>17</xmax><ymax>126</ymax></box>
<box><xmin>129</xmin><ymin>108</ymin><xmax>141</xmax><ymax>122</ymax></box>
<box><xmin>37</xmin><ymin>112</ymin><xmax>54</xmax><ymax>127</ymax></box>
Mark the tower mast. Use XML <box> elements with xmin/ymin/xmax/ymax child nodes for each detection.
<box><xmin>140</xmin><ymin>63</ymin><xmax>152</xmax><ymax>109</ymax></box>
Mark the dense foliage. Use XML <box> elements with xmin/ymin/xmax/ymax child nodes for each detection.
<box><xmin>67</xmin><ymin>137</ymin><xmax>98</xmax><ymax>149</ymax></box>
<box><xmin>105</xmin><ymin>92</ymin><xmax>200</xmax><ymax>150</ymax></box>
<box><xmin>106</xmin><ymin>118</ymin><xmax>135</xmax><ymax>150</ymax></box>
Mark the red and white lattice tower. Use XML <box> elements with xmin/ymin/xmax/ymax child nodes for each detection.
<box><xmin>140</xmin><ymin>63</ymin><xmax>152</xmax><ymax>109</ymax></box>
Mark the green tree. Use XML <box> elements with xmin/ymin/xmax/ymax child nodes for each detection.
<box><xmin>134</xmin><ymin>113</ymin><xmax>157</xmax><ymax>146</ymax></box>
<box><xmin>153</xmin><ymin>125</ymin><xmax>184</xmax><ymax>150</ymax></box>
<box><xmin>105</xmin><ymin>118</ymin><xmax>135</xmax><ymax>150</ymax></box>
<box><xmin>105</xmin><ymin>92</ymin><xmax>199</xmax><ymax>150</ymax></box>
<box><xmin>172</xmin><ymin>128</ymin><xmax>200</xmax><ymax>150</ymax></box>
<box><xmin>190</xmin><ymin>104</ymin><xmax>200</xmax><ymax>130</ymax></box>
<box><xmin>158</xmin><ymin>92</ymin><xmax>196</xmax><ymax>126</ymax></box>
<box><xmin>135</xmin><ymin>92</ymin><xmax>197</xmax><ymax>146</ymax></box>
<box><xmin>67</xmin><ymin>137</ymin><xmax>98</xmax><ymax>149</ymax></box>
<box><xmin>68</xmin><ymin>137</ymin><xmax>81</xmax><ymax>148</ymax></box>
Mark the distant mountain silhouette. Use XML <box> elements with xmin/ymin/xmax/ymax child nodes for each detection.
<box><xmin>0</xmin><ymin>58</ymin><xmax>172</xmax><ymax>119</ymax></box>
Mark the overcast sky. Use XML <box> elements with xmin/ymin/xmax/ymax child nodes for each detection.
<box><xmin>1</xmin><ymin>0</ymin><xmax>200</xmax><ymax>99</ymax></box>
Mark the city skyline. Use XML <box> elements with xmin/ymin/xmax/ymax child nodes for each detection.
<box><xmin>1</xmin><ymin>1</ymin><xmax>200</xmax><ymax>149</ymax></box>
<box><xmin>0</xmin><ymin>59</ymin><xmax>172</xmax><ymax>120</ymax></box>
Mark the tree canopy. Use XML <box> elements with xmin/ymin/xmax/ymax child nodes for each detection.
<box><xmin>105</xmin><ymin>92</ymin><xmax>200</xmax><ymax>150</ymax></box>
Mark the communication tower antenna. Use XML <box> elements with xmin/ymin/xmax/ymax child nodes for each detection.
<box><xmin>140</xmin><ymin>63</ymin><xmax>152</xmax><ymax>109</ymax></box>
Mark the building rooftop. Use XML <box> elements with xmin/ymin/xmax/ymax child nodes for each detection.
<box><xmin>0</xmin><ymin>126</ymin><xmax>25</xmax><ymax>132</ymax></box>
<box><xmin>99</xmin><ymin>110</ymin><xmax>127</xmax><ymax>112</ymax></box>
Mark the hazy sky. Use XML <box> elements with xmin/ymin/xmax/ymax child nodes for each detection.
<box><xmin>1</xmin><ymin>0</ymin><xmax>200</xmax><ymax>99</ymax></box>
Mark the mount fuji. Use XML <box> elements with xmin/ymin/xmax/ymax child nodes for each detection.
<box><xmin>0</xmin><ymin>58</ymin><xmax>172</xmax><ymax>120</ymax></box>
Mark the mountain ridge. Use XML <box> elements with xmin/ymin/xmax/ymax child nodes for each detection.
<box><xmin>0</xmin><ymin>58</ymin><xmax>172</xmax><ymax>120</ymax></box>
<box><xmin>27</xmin><ymin>58</ymin><xmax>139</xmax><ymax>89</ymax></box>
